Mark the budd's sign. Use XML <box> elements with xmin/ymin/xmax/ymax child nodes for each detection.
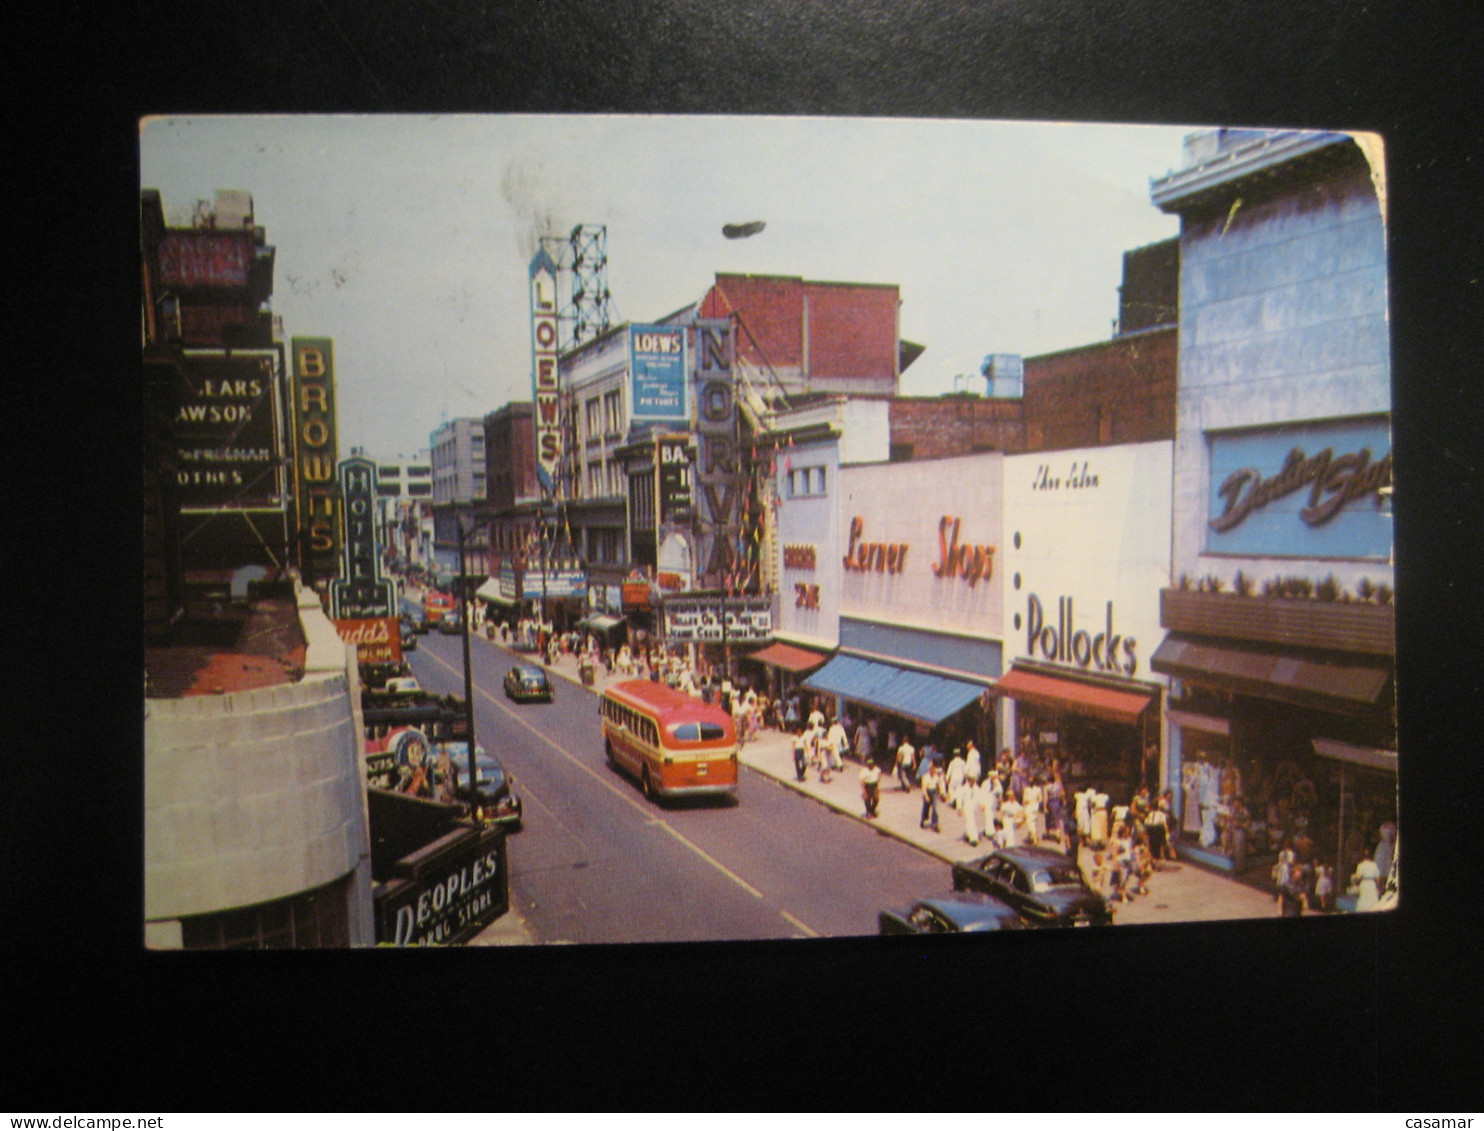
<box><xmin>335</xmin><ymin>617</ymin><xmax>401</xmax><ymax>666</ymax></box>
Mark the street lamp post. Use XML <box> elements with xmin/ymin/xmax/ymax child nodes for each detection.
<box><xmin>455</xmin><ymin>519</ymin><xmax>478</xmax><ymax>817</ymax></box>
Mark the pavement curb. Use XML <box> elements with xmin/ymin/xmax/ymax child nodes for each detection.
<box><xmin>466</xmin><ymin>625</ymin><xmax>1280</xmax><ymax>925</ymax></box>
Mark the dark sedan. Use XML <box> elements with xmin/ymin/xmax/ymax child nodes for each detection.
<box><xmin>878</xmin><ymin>894</ymin><xmax>1027</xmax><ymax>935</ymax></box>
<box><xmin>950</xmin><ymin>845</ymin><xmax>1113</xmax><ymax>928</ymax></box>
<box><xmin>503</xmin><ymin>663</ymin><xmax>553</xmax><ymax>702</ymax></box>
<box><xmin>436</xmin><ymin>611</ymin><xmax>463</xmax><ymax>634</ymax></box>
<box><xmin>399</xmin><ymin>621</ymin><xmax>418</xmax><ymax>652</ymax></box>
<box><xmin>445</xmin><ymin>743</ymin><xmax>523</xmax><ymax>830</ymax></box>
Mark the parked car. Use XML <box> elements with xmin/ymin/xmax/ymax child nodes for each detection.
<box><xmin>437</xmin><ymin>611</ymin><xmax>463</xmax><ymax>634</ymax></box>
<box><xmin>950</xmin><ymin>845</ymin><xmax>1113</xmax><ymax>928</ymax></box>
<box><xmin>399</xmin><ymin>620</ymin><xmax>418</xmax><ymax>651</ymax></box>
<box><xmin>384</xmin><ymin>676</ymin><xmax>423</xmax><ymax>696</ymax></box>
<box><xmin>401</xmin><ymin>609</ymin><xmax>428</xmax><ymax>634</ymax></box>
<box><xmin>878</xmin><ymin>894</ymin><xmax>1027</xmax><ymax>935</ymax></box>
<box><xmin>444</xmin><ymin>741</ymin><xmax>523</xmax><ymax>830</ymax></box>
<box><xmin>503</xmin><ymin>663</ymin><xmax>553</xmax><ymax>702</ymax></box>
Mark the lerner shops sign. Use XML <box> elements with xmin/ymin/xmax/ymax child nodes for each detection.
<box><xmin>840</xmin><ymin>514</ymin><xmax>996</xmax><ymax>588</ymax></box>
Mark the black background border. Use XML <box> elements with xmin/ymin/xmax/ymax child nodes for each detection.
<box><xmin>13</xmin><ymin>0</ymin><xmax>1479</xmax><ymax>1114</ymax></box>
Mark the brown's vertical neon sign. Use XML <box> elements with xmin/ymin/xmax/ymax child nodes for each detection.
<box><xmin>291</xmin><ymin>337</ymin><xmax>340</xmax><ymax>578</ymax></box>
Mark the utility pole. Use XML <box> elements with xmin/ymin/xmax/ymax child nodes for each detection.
<box><xmin>456</xmin><ymin>520</ymin><xmax>477</xmax><ymax>812</ymax></box>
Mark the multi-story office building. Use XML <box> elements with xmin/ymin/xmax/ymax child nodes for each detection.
<box><xmin>349</xmin><ymin>447</ymin><xmax>434</xmax><ymax>570</ymax></box>
<box><xmin>430</xmin><ymin>417</ymin><xmax>489</xmax><ymax>579</ymax></box>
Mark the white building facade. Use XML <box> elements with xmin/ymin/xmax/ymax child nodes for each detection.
<box><xmin>1148</xmin><ymin>129</ymin><xmax>1396</xmax><ymax>893</ymax></box>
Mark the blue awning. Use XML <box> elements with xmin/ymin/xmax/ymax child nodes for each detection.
<box><xmin>802</xmin><ymin>654</ymin><xmax>985</xmax><ymax>726</ymax></box>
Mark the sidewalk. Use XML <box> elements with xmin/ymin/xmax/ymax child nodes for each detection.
<box><xmin>481</xmin><ymin>628</ymin><xmax>1280</xmax><ymax>927</ymax></box>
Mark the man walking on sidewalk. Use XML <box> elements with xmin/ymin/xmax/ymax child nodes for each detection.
<box><xmin>860</xmin><ymin>758</ymin><xmax>882</xmax><ymax>818</ymax></box>
<box><xmin>920</xmin><ymin>759</ymin><xmax>945</xmax><ymax>833</ymax></box>
<box><xmin>894</xmin><ymin>737</ymin><xmax>916</xmax><ymax>791</ymax></box>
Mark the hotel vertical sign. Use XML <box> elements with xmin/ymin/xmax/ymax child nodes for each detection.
<box><xmin>331</xmin><ymin>456</ymin><xmax>397</xmax><ymax>620</ymax></box>
<box><xmin>291</xmin><ymin>337</ymin><xmax>340</xmax><ymax>578</ymax></box>
<box><xmin>529</xmin><ymin>249</ymin><xmax>562</xmax><ymax>498</ymax></box>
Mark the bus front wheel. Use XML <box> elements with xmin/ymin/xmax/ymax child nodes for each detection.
<box><xmin>604</xmin><ymin>739</ymin><xmax>616</xmax><ymax>767</ymax></box>
<box><xmin>642</xmin><ymin>768</ymin><xmax>657</xmax><ymax>802</ymax></box>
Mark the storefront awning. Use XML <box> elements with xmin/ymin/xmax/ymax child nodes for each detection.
<box><xmin>992</xmin><ymin>668</ymin><xmax>1152</xmax><ymax>727</ymax></box>
<box><xmin>1150</xmin><ymin>634</ymin><xmax>1390</xmax><ymax>712</ymax></box>
<box><xmin>1312</xmin><ymin>738</ymin><xmax>1397</xmax><ymax>774</ymax></box>
<box><xmin>577</xmin><ymin>614</ymin><xmax>624</xmax><ymax>633</ymax></box>
<box><xmin>747</xmin><ymin>642</ymin><xmax>829</xmax><ymax>673</ymax></box>
<box><xmin>802</xmin><ymin>654</ymin><xmax>984</xmax><ymax>727</ymax></box>
<box><xmin>475</xmin><ymin>579</ymin><xmax>516</xmax><ymax>605</ymax></box>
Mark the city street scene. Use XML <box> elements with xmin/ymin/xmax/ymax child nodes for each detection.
<box><xmin>141</xmin><ymin>116</ymin><xmax>1397</xmax><ymax>948</ymax></box>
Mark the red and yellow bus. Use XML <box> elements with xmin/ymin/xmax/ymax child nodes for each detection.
<box><xmin>599</xmin><ymin>679</ymin><xmax>739</xmax><ymax>801</ymax></box>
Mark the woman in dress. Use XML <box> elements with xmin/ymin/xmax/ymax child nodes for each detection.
<box><xmin>1351</xmin><ymin>856</ymin><xmax>1381</xmax><ymax>912</ymax></box>
<box><xmin>1089</xmin><ymin>792</ymin><xmax>1110</xmax><ymax>848</ymax></box>
<box><xmin>1022</xmin><ymin>779</ymin><xmax>1045</xmax><ymax>845</ymax></box>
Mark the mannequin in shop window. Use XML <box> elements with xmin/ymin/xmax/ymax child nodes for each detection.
<box><xmin>1373</xmin><ymin>820</ymin><xmax>1397</xmax><ymax>886</ymax></box>
<box><xmin>1199</xmin><ymin>754</ymin><xmax>1222</xmax><ymax>848</ymax></box>
<box><xmin>1182</xmin><ymin>756</ymin><xmax>1204</xmax><ymax>839</ymax></box>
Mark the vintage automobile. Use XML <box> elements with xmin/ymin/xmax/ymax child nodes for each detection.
<box><xmin>878</xmin><ymin>893</ymin><xmax>1027</xmax><ymax>935</ymax></box>
<box><xmin>445</xmin><ymin>742</ymin><xmax>523</xmax><ymax>830</ymax></box>
<box><xmin>436</xmin><ymin>611</ymin><xmax>463</xmax><ymax>635</ymax></box>
<box><xmin>503</xmin><ymin>663</ymin><xmax>553</xmax><ymax>702</ymax></box>
<box><xmin>399</xmin><ymin>620</ymin><xmax>418</xmax><ymax>652</ymax></box>
<box><xmin>950</xmin><ymin>845</ymin><xmax>1113</xmax><ymax>928</ymax></box>
<box><xmin>401</xmin><ymin>609</ymin><xmax>428</xmax><ymax>635</ymax></box>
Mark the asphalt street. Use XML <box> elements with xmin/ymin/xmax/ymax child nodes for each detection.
<box><xmin>408</xmin><ymin>630</ymin><xmax>950</xmax><ymax>944</ymax></box>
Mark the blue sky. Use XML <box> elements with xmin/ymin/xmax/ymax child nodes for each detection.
<box><xmin>140</xmin><ymin>114</ymin><xmax>1195</xmax><ymax>459</ymax></box>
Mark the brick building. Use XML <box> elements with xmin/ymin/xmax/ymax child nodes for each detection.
<box><xmin>888</xmin><ymin>239</ymin><xmax>1179</xmax><ymax>460</ymax></box>
<box><xmin>699</xmin><ymin>273</ymin><xmax>905</xmax><ymax>398</ymax></box>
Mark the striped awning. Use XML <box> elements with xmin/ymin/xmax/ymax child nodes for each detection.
<box><xmin>992</xmin><ymin>667</ymin><xmax>1152</xmax><ymax>727</ymax></box>
<box><xmin>747</xmin><ymin>642</ymin><xmax>829</xmax><ymax>673</ymax></box>
<box><xmin>802</xmin><ymin>654</ymin><xmax>984</xmax><ymax>726</ymax></box>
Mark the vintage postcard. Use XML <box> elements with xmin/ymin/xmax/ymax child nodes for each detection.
<box><xmin>141</xmin><ymin>115</ymin><xmax>1395</xmax><ymax>948</ymax></box>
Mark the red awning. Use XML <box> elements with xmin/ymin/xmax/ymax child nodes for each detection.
<box><xmin>748</xmin><ymin>642</ymin><xmax>829</xmax><ymax>673</ymax></box>
<box><xmin>993</xmin><ymin>668</ymin><xmax>1152</xmax><ymax>726</ymax></box>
